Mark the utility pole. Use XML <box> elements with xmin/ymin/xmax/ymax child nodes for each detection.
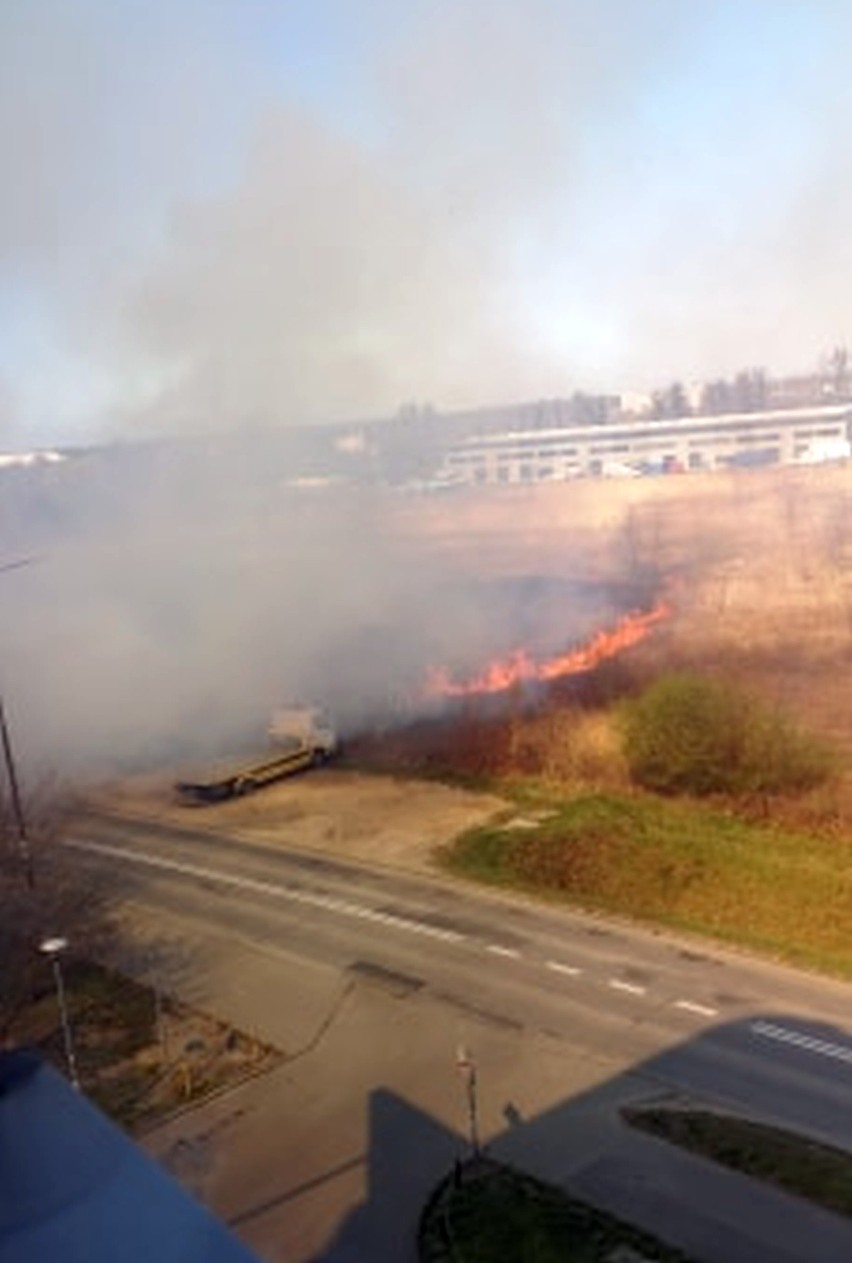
<box><xmin>0</xmin><ymin>694</ymin><xmax>33</xmax><ymax>888</ymax></box>
<box><xmin>0</xmin><ymin>556</ymin><xmax>40</xmax><ymax>888</ymax></box>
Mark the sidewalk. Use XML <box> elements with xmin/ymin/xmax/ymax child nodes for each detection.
<box><xmin>128</xmin><ymin>903</ymin><xmax>852</xmax><ymax>1263</ymax></box>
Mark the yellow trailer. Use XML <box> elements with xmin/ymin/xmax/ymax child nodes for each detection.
<box><xmin>175</xmin><ymin>737</ymin><xmax>318</xmax><ymax>804</ymax></box>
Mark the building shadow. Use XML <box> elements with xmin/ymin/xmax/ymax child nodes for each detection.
<box><xmin>309</xmin><ymin>1012</ymin><xmax>852</xmax><ymax>1263</ymax></box>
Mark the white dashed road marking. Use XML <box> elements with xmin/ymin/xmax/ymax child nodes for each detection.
<box><xmin>546</xmin><ymin>960</ymin><xmax>582</xmax><ymax>977</ymax></box>
<box><xmin>674</xmin><ymin>1000</ymin><xmax>719</xmax><ymax>1017</ymax></box>
<box><xmin>66</xmin><ymin>839</ymin><xmax>465</xmax><ymax>944</ymax></box>
<box><xmin>608</xmin><ymin>979</ymin><xmax>647</xmax><ymax>996</ymax></box>
<box><xmin>751</xmin><ymin>1020</ymin><xmax>852</xmax><ymax>1065</ymax></box>
<box><xmin>486</xmin><ymin>944</ymin><xmax>522</xmax><ymax>959</ymax></box>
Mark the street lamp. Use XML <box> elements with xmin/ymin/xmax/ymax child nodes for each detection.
<box><xmin>39</xmin><ymin>936</ymin><xmax>80</xmax><ymax>1090</ymax></box>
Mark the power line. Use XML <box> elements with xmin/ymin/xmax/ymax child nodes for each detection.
<box><xmin>0</xmin><ymin>556</ymin><xmax>40</xmax><ymax>575</ymax></box>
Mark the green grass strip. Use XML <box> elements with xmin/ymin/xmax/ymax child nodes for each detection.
<box><xmin>438</xmin><ymin>791</ymin><xmax>852</xmax><ymax>978</ymax></box>
<box><xmin>419</xmin><ymin>1159</ymin><xmax>696</xmax><ymax>1262</ymax></box>
<box><xmin>623</xmin><ymin>1107</ymin><xmax>852</xmax><ymax>1218</ymax></box>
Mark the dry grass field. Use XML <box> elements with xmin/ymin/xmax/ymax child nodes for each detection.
<box><xmin>387</xmin><ymin>462</ymin><xmax>852</xmax><ymax>770</ymax></box>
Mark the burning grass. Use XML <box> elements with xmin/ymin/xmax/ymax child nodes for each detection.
<box><xmin>424</xmin><ymin>599</ymin><xmax>669</xmax><ymax>699</ymax></box>
<box><xmin>440</xmin><ymin>791</ymin><xmax>852</xmax><ymax>978</ymax></box>
<box><xmin>347</xmin><ymin>653</ymin><xmax>651</xmax><ymax>787</ymax></box>
<box><xmin>346</xmin><ymin>704</ymin><xmax>630</xmax><ymax>792</ymax></box>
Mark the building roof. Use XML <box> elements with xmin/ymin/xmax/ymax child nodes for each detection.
<box><xmin>452</xmin><ymin>403</ymin><xmax>852</xmax><ymax>450</ymax></box>
<box><xmin>0</xmin><ymin>1050</ymin><xmax>259</xmax><ymax>1263</ymax></box>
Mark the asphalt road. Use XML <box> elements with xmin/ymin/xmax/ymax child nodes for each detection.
<box><xmin>65</xmin><ymin>809</ymin><xmax>852</xmax><ymax>1262</ymax></box>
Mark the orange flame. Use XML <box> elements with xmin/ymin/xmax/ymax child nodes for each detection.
<box><xmin>425</xmin><ymin>600</ymin><xmax>670</xmax><ymax>699</ymax></box>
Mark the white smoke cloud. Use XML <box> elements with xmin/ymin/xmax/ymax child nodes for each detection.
<box><xmin>121</xmin><ymin>108</ymin><xmax>526</xmax><ymax>427</ymax></box>
<box><xmin>4</xmin><ymin>1</ymin><xmax>852</xmax><ymax>432</ymax></box>
<box><xmin>0</xmin><ymin>1</ymin><xmax>716</xmax><ymax>433</ymax></box>
<box><xmin>0</xmin><ymin>378</ymin><xmax>17</xmax><ymax>439</ymax></box>
<box><xmin>4</xmin><ymin>1</ymin><xmax>852</xmax><ymax>781</ymax></box>
<box><xmin>0</xmin><ymin>451</ymin><xmax>623</xmax><ymax>777</ymax></box>
<box><xmin>113</xmin><ymin>1</ymin><xmax>694</xmax><ymax>427</ymax></box>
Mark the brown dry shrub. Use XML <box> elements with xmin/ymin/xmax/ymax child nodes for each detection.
<box><xmin>501</xmin><ymin>707</ymin><xmax>629</xmax><ymax>788</ymax></box>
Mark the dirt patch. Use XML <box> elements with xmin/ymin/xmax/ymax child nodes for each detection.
<box><xmin>84</xmin><ymin>767</ymin><xmax>505</xmax><ymax>872</ymax></box>
<box><xmin>8</xmin><ymin>961</ymin><xmax>279</xmax><ymax>1133</ymax></box>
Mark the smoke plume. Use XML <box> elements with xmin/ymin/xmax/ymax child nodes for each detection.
<box><xmin>0</xmin><ymin>448</ymin><xmax>625</xmax><ymax>778</ymax></box>
<box><xmin>4</xmin><ymin>1</ymin><xmax>852</xmax><ymax>779</ymax></box>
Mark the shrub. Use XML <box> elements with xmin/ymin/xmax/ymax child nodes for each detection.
<box><xmin>738</xmin><ymin>707</ymin><xmax>836</xmax><ymax>796</ymax></box>
<box><xmin>622</xmin><ymin>672</ymin><xmax>834</xmax><ymax>797</ymax></box>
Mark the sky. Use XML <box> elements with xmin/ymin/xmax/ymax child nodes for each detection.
<box><xmin>2</xmin><ymin>0</ymin><xmax>852</xmax><ymax>445</ymax></box>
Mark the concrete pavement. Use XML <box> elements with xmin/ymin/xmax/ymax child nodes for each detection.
<box><xmin>116</xmin><ymin>899</ymin><xmax>852</xmax><ymax>1263</ymax></box>
<box><xmin>68</xmin><ymin>811</ymin><xmax>852</xmax><ymax>1261</ymax></box>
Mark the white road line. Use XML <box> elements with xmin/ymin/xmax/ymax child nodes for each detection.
<box><xmin>608</xmin><ymin>979</ymin><xmax>647</xmax><ymax>996</ymax></box>
<box><xmin>674</xmin><ymin>1000</ymin><xmax>719</xmax><ymax>1017</ymax></box>
<box><xmin>751</xmin><ymin>1020</ymin><xmax>852</xmax><ymax>1065</ymax></box>
<box><xmin>65</xmin><ymin>838</ymin><xmax>465</xmax><ymax>945</ymax></box>
<box><xmin>486</xmin><ymin>944</ymin><xmax>521</xmax><ymax>959</ymax></box>
<box><xmin>546</xmin><ymin>960</ymin><xmax>581</xmax><ymax>976</ymax></box>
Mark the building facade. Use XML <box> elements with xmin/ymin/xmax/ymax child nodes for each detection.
<box><xmin>437</xmin><ymin>404</ymin><xmax>852</xmax><ymax>486</ymax></box>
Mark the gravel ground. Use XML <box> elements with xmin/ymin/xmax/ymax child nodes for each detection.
<box><xmin>84</xmin><ymin>766</ymin><xmax>505</xmax><ymax>872</ymax></box>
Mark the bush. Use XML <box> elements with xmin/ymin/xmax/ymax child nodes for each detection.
<box><xmin>622</xmin><ymin>673</ymin><xmax>834</xmax><ymax>797</ymax></box>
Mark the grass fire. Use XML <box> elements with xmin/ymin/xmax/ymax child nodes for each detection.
<box><xmin>423</xmin><ymin>599</ymin><xmax>671</xmax><ymax>700</ymax></box>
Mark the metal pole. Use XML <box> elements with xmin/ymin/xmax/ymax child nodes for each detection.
<box><xmin>467</xmin><ymin>1064</ymin><xmax>480</xmax><ymax>1156</ymax></box>
<box><xmin>154</xmin><ymin>983</ymin><xmax>169</xmax><ymax>1060</ymax></box>
<box><xmin>456</xmin><ymin>1046</ymin><xmax>480</xmax><ymax>1157</ymax></box>
<box><xmin>0</xmin><ymin>556</ymin><xmax>41</xmax><ymax>889</ymax></box>
<box><xmin>51</xmin><ymin>954</ymin><xmax>80</xmax><ymax>1090</ymax></box>
<box><xmin>0</xmin><ymin>694</ymin><xmax>33</xmax><ymax>887</ymax></box>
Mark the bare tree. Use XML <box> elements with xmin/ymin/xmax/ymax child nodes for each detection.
<box><xmin>828</xmin><ymin>346</ymin><xmax>850</xmax><ymax>398</ymax></box>
<box><xmin>648</xmin><ymin>382</ymin><xmax>691</xmax><ymax>420</ymax></box>
<box><xmin>701</xmin><ymin>369</ymin><xmax>767</xmax><ymax>414</ymax></box>
<box><xmin>0</xmin><ymin>781</ymin><xmax>115</xmax><ymax>1046</ymax></box>
<box><xmin>732</xmin><ymin>368</ymin><xmax>768</xmax><ymax>413</ymax></box>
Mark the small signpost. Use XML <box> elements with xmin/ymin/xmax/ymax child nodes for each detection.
<box><xmin>456</xmin><ymin>1044</ymin><xmax>480</xmax><ymax>1157</ymax></box>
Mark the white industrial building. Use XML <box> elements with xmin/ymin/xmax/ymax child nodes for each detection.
<box><xmin>437</xmin><ymin>404</ymin><xmax>852</xmax><ymax>486</ymax></box>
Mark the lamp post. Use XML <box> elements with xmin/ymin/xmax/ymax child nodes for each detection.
<box><xmin>40</xmin><ymin>936</ymin><xmax>80</xmax><ymax>1089</ymax></box>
